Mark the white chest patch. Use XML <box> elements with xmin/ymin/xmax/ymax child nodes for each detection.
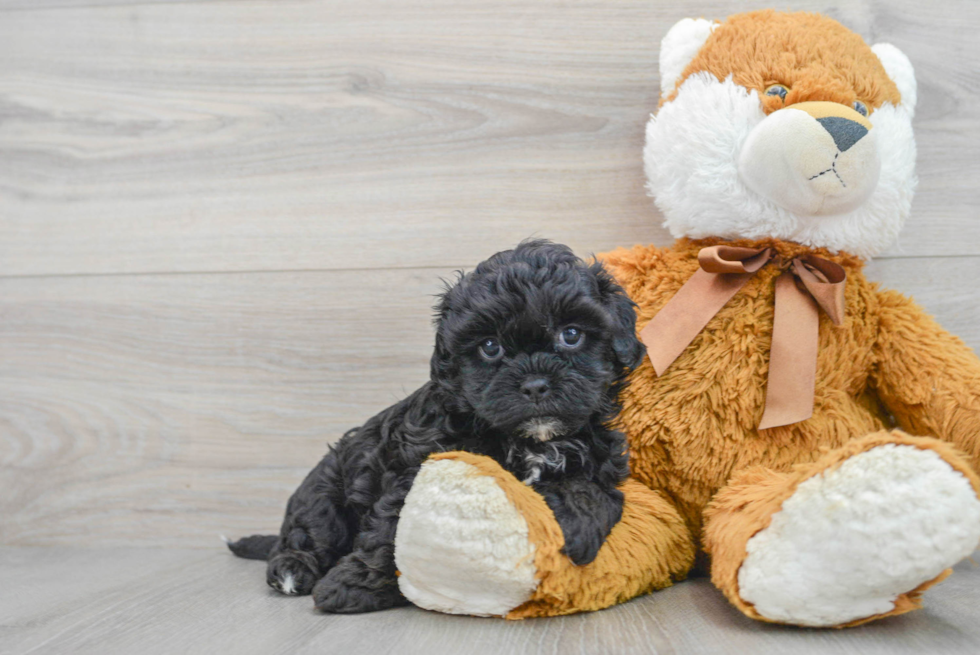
<box><xmin>507</xmin><ymin>431</ymin><xmax>590</xmax><ymax>487</ymax></box>
<box><xmin>521</xmin><ymin>449</ymin><xmax>566</xmax><ymax>485</ymax></box>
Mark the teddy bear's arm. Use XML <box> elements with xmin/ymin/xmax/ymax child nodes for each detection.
<box><xmin>871</xmin><ymin>289</ymin><xmax>980</xmax><ymax>469</ymax></box>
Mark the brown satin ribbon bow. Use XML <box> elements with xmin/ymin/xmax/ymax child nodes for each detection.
<box><xmin>640</xmin><ymin>245</ymin><xmax>847</xmax><ymax>430</ymax></box>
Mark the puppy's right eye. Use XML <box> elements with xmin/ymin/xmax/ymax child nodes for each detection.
<box><xmin>478</xmin><ymin>338</ymin><xmax>504</xmax><ymax>361</ymax></box>
<box><xmin>558</xmin><ymin>327</ymin><xmax>585</xmax><ymax>349</ymax></box>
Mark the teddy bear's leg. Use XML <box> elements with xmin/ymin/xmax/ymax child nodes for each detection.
<box><xmin>394</xmin><ymin>454</ymin><xmax>541</xmax><ymax>617</ymax></box>
<box><xmin>703</xmin><ymin>430</ymin><xmax>980</xmax><ymax>627</ymax></box>
<box><xmin>394</xmin><ymin>451</ymin><xmax>694</xmax><ymax>618</ymax></box>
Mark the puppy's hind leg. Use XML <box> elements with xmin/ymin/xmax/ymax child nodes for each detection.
<box><xmin>267</xmin><ymin>455</ymin><xmax>354</xmax><ymax>597</ymax></box>
<box><xmin>266</xmin><ymin>530</ymin><xmax>324</xmax><ymax>596</ymax></box>
<box><xmin>313</xmin><ymin>469</ymin><xmax>418</xmax><ymax>613</ymax></box>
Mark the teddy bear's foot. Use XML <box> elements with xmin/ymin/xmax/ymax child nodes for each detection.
<box><xmin>708</xmin><ymin>432</ymin><xmax>980</xmax><ymax>627</ymax></box>
<box><xmin>394</xmin><ymin>455</ymin><xmax>541</xmax><ymax>616</ymax></box>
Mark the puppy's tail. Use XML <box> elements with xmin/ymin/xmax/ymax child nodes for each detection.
<box><xmin>225</xmin><ymin>534</ymin><xmax>278</xmax><ymax>560</ymax></box>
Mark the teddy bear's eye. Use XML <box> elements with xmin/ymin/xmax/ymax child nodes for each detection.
<box><xmin>764</xmin><ymin>84</ymin><xmax>789</xmax><ymax>100</ymax></box>
<box><xmin>853</xmin><ymin>100</ymin><xmax>869</xmax><ymax>117</ymax></box>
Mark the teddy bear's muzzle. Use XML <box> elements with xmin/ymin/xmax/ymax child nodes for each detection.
<box><xmin>737</xmin><ymin>101</ymin><xmax>881</xmax><ymax>218</ymax></box>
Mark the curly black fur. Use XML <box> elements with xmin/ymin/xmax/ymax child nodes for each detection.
<box><xmin>228</xmin><ymin>240</ymin><xmax>646</xmax><ymax>613</ymax></box>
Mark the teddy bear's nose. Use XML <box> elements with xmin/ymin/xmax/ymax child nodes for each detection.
<box><xmin>816</xmin><ymin>116</ymin><xmax>868</xmax><ymax>152</ymax></box>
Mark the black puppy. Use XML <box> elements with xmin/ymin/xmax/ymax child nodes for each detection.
<box><xmin>228</xmin><ymin>240</ymin><xmax>645</xmax><ymax>613</ymax></box>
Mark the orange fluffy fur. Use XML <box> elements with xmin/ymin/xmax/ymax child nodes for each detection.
<box><xmin>412</xmin><ymin>11</ymin><xmax>980</xmax><ymax>624</ymax></box>
<box><xmin>666</xmin><ymin>10</ymin><xmax>902</xmax><ymax>113</ymax></box>
<box><xmin>436</xmin><ymin>236</ymin><xmax>980</xmax><ymax>622</ymax></box>
<box><xmin>600</xmin><ymin>239</ymin><xmax>980</xmax><ymax>621</ymax></box>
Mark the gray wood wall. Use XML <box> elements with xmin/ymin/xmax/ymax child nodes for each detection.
<box><xmin>2</xmin><ymin>0</ymin><xmax>978</xmax><ymax>547</ymax></box>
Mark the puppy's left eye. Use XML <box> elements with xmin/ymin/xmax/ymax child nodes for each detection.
<box><xmin>558</xmin><ymin>327</ymin><xmax>585</xmax><ymax>349</ymax></box>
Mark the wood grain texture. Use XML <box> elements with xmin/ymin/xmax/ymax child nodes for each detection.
<box><xmin>2</xmin><ymin>2</ymin><xmax>980</xmax><ymax>647</ymax></box>
<box><xmin>3</xmin><ymin>547</ymin><xmax>980</xmax><ymax>655</ymax></box>
<box><xmin>1</xmin><ymin>0</ymin><xmax>979</xmax><ymax>277</ymax></box>
<box><xmin>1</xmin><ymin>256</ymin><xmax>978</xmax><ymax>547</ymax></box>
<box><xmin>0</xmin><ymin>268</ymin><xmax>442</xmax><ymax>545</ymax></box>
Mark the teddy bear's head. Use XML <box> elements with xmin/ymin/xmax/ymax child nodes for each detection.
<box><xmin>645</xmin><ymin>10</ymin><xmax>917</xmax><ymax>259</ymax></box>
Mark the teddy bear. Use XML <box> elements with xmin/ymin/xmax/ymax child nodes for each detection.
<box><xmin>391</xmin><ymin>10</ymin><xmax>980</xmax><ymax>628</ymax></box>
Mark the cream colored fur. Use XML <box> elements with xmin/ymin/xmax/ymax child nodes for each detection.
<box><xmin>658</xmin><ymin>18</ymin><xmax>716</xmax><ymax>98</ymax></box>
<box><xmin>737</xmin><ymin>106</ymin><xmax>880</xmax><ymax>217</ymax></box>
<box><xmin>738</xmin><ymin>445</ymin><xmax>980</xmax><ymax>626</ymax></box>
<box><xmin>394</xmin><ymin>459</ymin><xmax>538</xmax><ymax>616</ymax></box>
<box><xmin>872</xmin><ymin>44</ymin><xmax>917</xmax><ymax>116</ymax></box>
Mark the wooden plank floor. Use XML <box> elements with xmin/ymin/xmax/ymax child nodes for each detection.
<box><xmin>3</xmin><ymin>546</ymin><xmax>980</xmax><ymax>655</ymax></box>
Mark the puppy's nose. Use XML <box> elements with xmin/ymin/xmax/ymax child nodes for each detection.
<box><xmin>521</xmin><ymin>378</ymin><xmax>550</xmax><ymax>402</ymax></box>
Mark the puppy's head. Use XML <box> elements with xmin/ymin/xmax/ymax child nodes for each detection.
<box><xmin>431</xmin><ymin>240</ymin><xmax>644</xmax><ymax>439</ymax></box>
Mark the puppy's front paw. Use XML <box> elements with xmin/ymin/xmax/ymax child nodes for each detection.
<box><xmin>560</xmin><ymin>532</ymin><xmax>603</xmax><ymax>566</ymax></box>
<box><xmin>540</xmin><ymin>480</ymin><xmax>623</xmax><ymax>567</ymax></box>
<box><xmin>267</xmin><ymin>551</ymin><xmax>319</xmax><ymax>596</ymax></box>
<box><xmin>312</xmin><ymin>553</ymin><xmax>406</xmax><ymax>614</ymax></box>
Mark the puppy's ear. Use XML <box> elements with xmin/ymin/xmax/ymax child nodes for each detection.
<box><xmin>429</xmin><ymin>332</ymin><xmax>453</xmax><ymax>382</ymax></box>
<box><xmin>591</xmin><ymin>262</ymin><xmax>646</xmax><ymax>371</ymax></box>
<box><xmin>429</xmin><ymin>289</ymin><xmax>457</xmax><ymax>383</ymax></box>
<box><xmin>430</xmin><ymin>280</ymin><xmax>467</xmax><ymax>411</ymax></box>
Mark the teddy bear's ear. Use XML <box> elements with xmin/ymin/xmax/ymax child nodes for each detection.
<box><xmin>872</xmin><ymin>43</ymin><xmax>917</xmax><ymax>116</ymax></box>
<box><xmin>659</xmin><ymin>18</ymin><xmax>716</xmax><ymax>99</ymax></box>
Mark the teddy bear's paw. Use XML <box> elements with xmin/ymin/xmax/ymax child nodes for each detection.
<box><xmin>394</xmin><ymin>458</ymin><xmax>539</xmax><ymax>616</ymax></box>
<box><xmin>737</xmin><ymin>444</ymin><xmax>980</xmax><ymax>627</ymax></box>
